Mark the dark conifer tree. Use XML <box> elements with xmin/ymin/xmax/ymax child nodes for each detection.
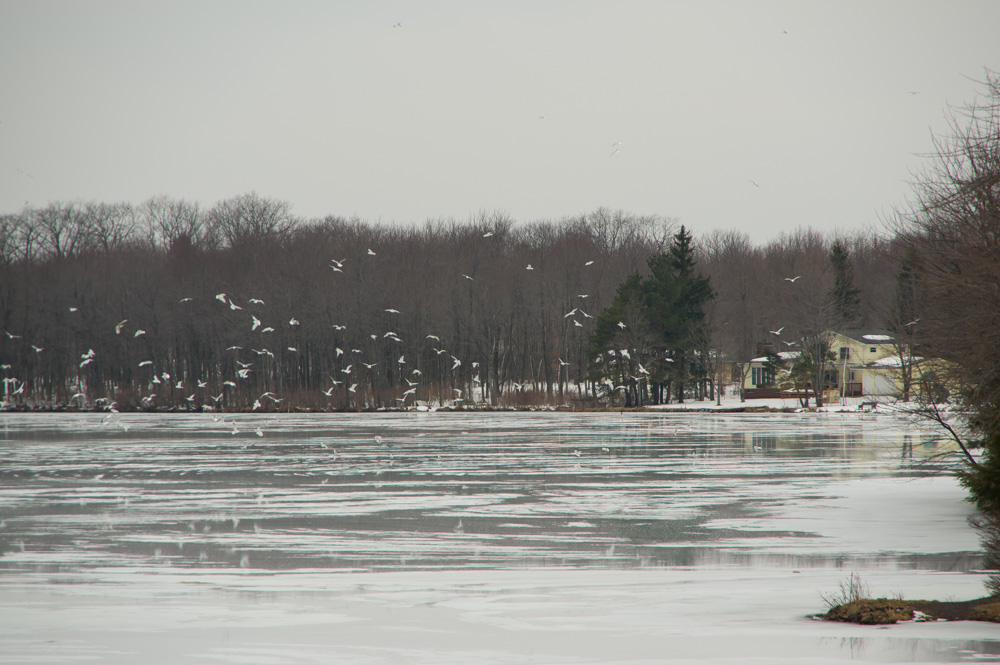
<box><xmin>590</xmin><ymin>226</ymin><xmax>714</xmax><ymax>404</ymax></box>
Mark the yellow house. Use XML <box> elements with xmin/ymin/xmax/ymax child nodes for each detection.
<box><xmin>743</xmin><ymin>329</ymin><xmax>912</xmax><ymax>399</ymax></box>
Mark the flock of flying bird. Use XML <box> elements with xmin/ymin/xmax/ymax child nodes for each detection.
<box><xmin>1</xmin><ymin>235</ymin><xmax>607</xmax><ymax>413</ymax></box>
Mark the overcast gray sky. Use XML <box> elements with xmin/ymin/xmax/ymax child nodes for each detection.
<box><xmin>2</xmin><ymin>1</ymin><xmax>998</xmax><ymax>242</ymax></box>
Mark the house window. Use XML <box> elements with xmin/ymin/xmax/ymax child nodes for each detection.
<box><xmin>849</xmin><ymin>371</ymin><xmax>856</xmax><ymax>381</ymax></box>
<box><xmin>751</xmin><ymin>367</ymin><xmax>774</xmax><ymax>386</ymax></box>
<box><xmin>839</xmin><ymin>347</ymin><xmax>850</xmax><ymax>360</ymax></box>
<box><xmin>870</xmin><ymin>347</ymin><xmax>877</xmax><ymax>353</ymax></box>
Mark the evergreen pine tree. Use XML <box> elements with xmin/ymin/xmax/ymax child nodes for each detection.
<box><xmin>590</xmin><ymin>226</ymin><xmax>714</xmax><ymax>404</ymax></box>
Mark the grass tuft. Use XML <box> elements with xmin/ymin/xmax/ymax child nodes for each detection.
<box><xmin>821</xmin><ymin>572</ymin><xmax>871</xmax><ymax>609</ymax></box>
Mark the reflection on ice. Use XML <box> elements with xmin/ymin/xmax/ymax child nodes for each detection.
<box><xmin>0</xmin><ymin>412</ymin><xmax>976</xmax><ymax>573</ymax></box>
<box><xmin>0</xmin><ymin>412</ymin><xmax>996</xmax><ymax>663</ymax></box>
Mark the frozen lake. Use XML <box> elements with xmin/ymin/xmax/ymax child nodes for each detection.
<box><xmin>0</xmin><ymin>411</ymin><xmax>996</xmax><ymax>664</ymax></box>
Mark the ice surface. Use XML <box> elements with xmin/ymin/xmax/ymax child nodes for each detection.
<box><xmin>0</xmin><ymin>411</ymin><xmax>997</xmax><ymax>663</ymax></box>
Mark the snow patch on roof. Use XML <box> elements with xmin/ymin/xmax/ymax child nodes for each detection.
<box><xmin>861</xmin><ymin>334</ymin><xmax>893</xmax><ymax>342</ymax></box>
<box><xmin>750</xmin><ymin>351</ymin><xmax>801</xmax><ymax>363</ymax></box>
<box><xmin>869</xmin><ymin>356</ymin><xmax>922</xmax><ymax>368</ymax></box>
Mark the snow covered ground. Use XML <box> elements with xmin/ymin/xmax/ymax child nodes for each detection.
<box><xmin>0</xmin><ymin>411</ymin><xmax>995</xmax><ymax>664</ymax></box>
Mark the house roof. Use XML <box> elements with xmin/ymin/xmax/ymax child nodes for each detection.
<box><xmin>750</xmin><ymin>351</ymin><xmax>801</xmax><ymax>363</ymax></box>
<box><xmin>868</xmin><ymin>355</ymin><xmax>922</xmax><ymax>368</ymax></box>
<box><xmin>833</xmin><ymin>329</ymin><xmax>897</xmax><ymax>344</ymax></box>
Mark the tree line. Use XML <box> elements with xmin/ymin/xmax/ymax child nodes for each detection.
<box><xmin>0</xmin><ymin>194</ymin><xmax>902</xmax><ymax>412</ymax></box>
